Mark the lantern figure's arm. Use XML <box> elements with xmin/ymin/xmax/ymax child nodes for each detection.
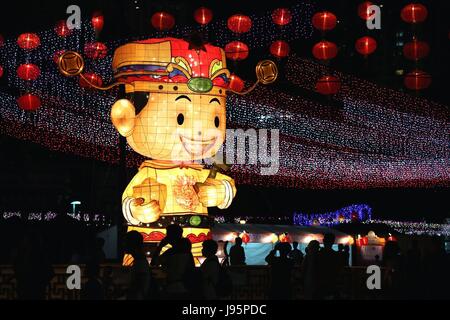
<box><xmin>195</xmin><ymin>172</ymin><xmax>236</xmax><ymax>209</ymax></box>
<box><xmin>122</xmin><ymin>169</ymin><xmax>164</xmax><ymax>225</ymax></box>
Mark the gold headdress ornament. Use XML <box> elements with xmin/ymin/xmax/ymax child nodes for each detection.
<box><xmin>57</xmin><ymin>40</ymin><xmax>278</xmax><ymax>94</ymax></box>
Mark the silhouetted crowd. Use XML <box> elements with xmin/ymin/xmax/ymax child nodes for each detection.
<box><xmin>5</xmin><ymin>225</ymin><xmax>450</xmax><ymax>300</ymax></box>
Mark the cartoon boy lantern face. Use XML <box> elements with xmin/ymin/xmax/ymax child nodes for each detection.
<box><xmin>110</xmin><ymin>38</ymin><xmax>229</xmax><ymax>161</ymax></box>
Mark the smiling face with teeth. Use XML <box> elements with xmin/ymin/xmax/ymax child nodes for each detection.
<box><xmin>126</xmin><ymin>89</ymin><xmax>226</xmax><ymax>161</ymax></box>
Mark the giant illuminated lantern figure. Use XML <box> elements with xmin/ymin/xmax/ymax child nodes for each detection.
<box><xmin>58</xmin><ymin>37</ymin><xmax>277</xmax><ymax>264</ymax></box>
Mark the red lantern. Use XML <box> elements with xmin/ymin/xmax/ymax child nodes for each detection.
<box><xmin>91</xmin><ymin>11</ymin><xmax>104</xmax><ymax>32</ymax></box>
<box><xmin>0</xmin><ymin>65</ymin><xmax>3</xmax><ymax>78</ymax></box>
<box><xmin>358</xmin><ymin>1</ymin><xmax>375</xmax><ymax>20</ymax></box>
<box><xmin>404</xmin><ymin>70</ymin><xmax>431</xmax><ymax>90</ymax></box>
<box><xmin>84</xmin><ymin>42</ymin><xmax>108</xmax><ymax>59</ymax></box>
<box><xmin>403</xmin><ymin>40</ymin><xmax>430</xmax><ymax>60</ymax></box>
<box><xmin>227</xmin><ymin>14</ymin><xmax>252</xmax><ymax>33</ymax></box>
<box><xmin>229</xmin><ymin>74</ymin><xmax>245</xmax><ymax>92</ymax></box>
<box><xmin>80</xmin><ymin>72</ymin><xmax>103</xmax><ymax>89</ymax></box>
<box><xmin>312</xmin><ymin>11</ymin><xmax>337</xmax><ymax>31</ymax></box>
<box><xmin>194</xmin><ymin>7</ymin><xmax>213</xmax><ymax>25</ymax></box>
<box><xmin>17</xmin><ymin>33</ymin><xmax>40</xmax><ymax>50</ymax></box>
<box><xmin>53</xmin><ymin>50</ymin><xmax>66</xmax><ymax>64</ymax></box>
<box><xmin>270</xmin><ymin>40</ymin><xmax>290</xmax><ymax>58</ymax></box>
<box><xmin>54</xmin><ymin>20</ymin><xmax>72</xmax><ymax>37</ymax></box>
<box><xmin>151</xmin><ymin>12</ymin><xmax>175</xmax><ymax>31</ymax></box>
<box><xmin>316</xmin><ymin>75</ymin><xmax>341</xmax><ymax>95</ymax></box>
<box><xmin>17</xmin><ymin>94</ymin><xmax>41</xmax><ymax>111</ymax></box>
<box><xmin>0</xmin><ymin>34</ymin><xmax>4</xmax><ymax>47</ymax></box>
<box><xmin>355</xmin><ymin>36</ymin><xmax>377</xmax><ymax>56</ymax></box>
<box><xmin>401</xmin><ymin>3</ymin><xmax>428</xmax><ymax>23</ymax></box>
<box><xmin>272</xmin><ymin>8</ymin><xmax>292</xmax><ymax>26</ymax></box>
<box><xmin>241</xmin><ymin>233</ymin><xmax>250</xmax><ymax>244</ymax></box>
<box><xmin>224</xmin><ymin>41</ymin><xmax>249</xmax><ymax>61</ymax></box>
<box><xmin>312</xmin><ymin>41</ymin><xmax>338</xmax><ymax>60</ymax></box>
<box><xmin>17</xmin><ymin>63</ymin><xmax>40</xmax><ymax>81</ymax></box>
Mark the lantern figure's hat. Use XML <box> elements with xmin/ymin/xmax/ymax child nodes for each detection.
<box><xmin>57</xmin><ymin>38</ymin><xmax>278</xmax><ymax>94</ymax></box>
<box><xmin>112</xmin><ymin>37</ymin><xmax>229</xmax><ymax>95</ymax></box>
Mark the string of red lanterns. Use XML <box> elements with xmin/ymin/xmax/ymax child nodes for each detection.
<box><xmin>270</xmin><ymin>8</ymin><xmax>292</xmax><ymax>59</ymax></box>
<box><xmin>311</xmin><ymin>6</ymin><xmax>340</xmax><ymax>95</ymax></box>
<box><xmin>401</xmin><ymin>3</ymin><xmax>431</xmax><ymax>90</ymax></box>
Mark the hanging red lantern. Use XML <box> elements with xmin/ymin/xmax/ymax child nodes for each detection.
<box><xmin>0</xmin><ymin>65</ymin><xmax>3</xmax><ymax>78</ymax></box>
<box><xmin>17</xmin><ymin>63</ymin><xmax>40</xmax><ymax>81</ymax></box>
<box><xmin>79</xmin><ymin>72</ymin><xmax>103</xmax><ymax>89</ymax></box>
<box><xmin>358</xmin><ymin>1</ymin><xmax>375</xmax><ymax>20</ymax></box>
<box><xmin>401</xmin><ymin>3</ymin><xmax>428</xmax><ymax>23</ymax></box>
<box><xmin>270</xmin><ymin>40</ymin><xmax>290</xmax><ymax>58</ymax></box>
<box><xmin>194</xmin><ymin>7</ymin><xmax>213</xmax><ymax>25</ymax></box>
<box><xmin>312</xmin><ymin>11</ymin><xmax>337</xmax><ymax>31</ymax></box>
<box><xmin>279</xmin><ymin>233</ymin><xmax>292</xmax><ymax>243</ymax></box>
<box><xmin>272</xmin><ymin>8</ymin><xmax>292</xmax><ymax>26</ymax></box>
<box><xmin>17</xmin><ymin>94</ymin><xmax>41</xmax><ymax>111</ymax></box>
<box><xmin>84</xmin><ymin>42</ymin><xmax>108</xmax><ymax>59</ymax></box>
<box><xmin>91</xmin><ymin>11</ymin><xmax>104</xmax><ymax>32</ymax></box>
<box><xmin>404</xmin><ymin>70</ymin><xmax>431</xmax><ymax>90</ymax></box>
<box><xmin>54</xmin><ymin>20</ymin><xmax>72</xmax><ymax>37</ymax></box>
<box><xmin>224</xmin><ymin>41</ymin><xmax>249</xmax><ymax>61</ymax></box>
<box><xmin>240</xmin><ymin>232</ymin><xmax>250</xmax><ymax>244</ymax></box>
<box><xmin>17</xmin><ymin>33</ymin><xmax>40</xmax><ymax>50</ymax></box>
<box><xmin>312</xmin><ymin>41</ymin><xmax>338</xmax><ymax>60</ymax></box>
<box><xmin>403</xmin><ymin>40</ymin><xmax>430</xmax><ymax>60</ymax></box>
<box><xmin>355</xmin><ymin>36</ymin><xmax>377</xmax><ymax>56</ymax></box>
<box><xmin>151</xmin><ymin>12</ymin><xmax>175</xmax><ymax>31</ymax></box>
<box><xmin>228</xmin><ymin>74</ymin><xmax>245</xmax><ymax>92</ymax></box>
<box><xmin>227</xmin><ymin>14</ymin><xmax>252</xmax><ymax>33</ymax></box>
<box><xmin>316</xmin><ymin>75</ymin><xmax>341</xmax><ymax>95</ymax></box>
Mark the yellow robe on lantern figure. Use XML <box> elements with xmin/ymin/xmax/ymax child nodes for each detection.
<box><xmin>109</xmin><ymin>38</ymin><xmax>237</xmax><ymax>264</ymax></box>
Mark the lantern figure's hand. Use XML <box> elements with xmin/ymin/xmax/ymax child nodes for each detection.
<box><xmin>195</xmin><ymin>178</ymin><xmax>234</xmax><ymax>209</ymax></box>
<box><xmin>129</xmin><ymin>198</ymin><xmax>162</xmax><ymax>223</ymax></box>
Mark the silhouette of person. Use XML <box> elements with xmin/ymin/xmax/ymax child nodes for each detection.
<box><xmin>151</xmin><ymin>225</ymin><xmax>196</xmax><ymax>299</ymax></box>
<box><xmin>81</xmin><ymin>262</ymin><xmax>104</xmax><ymax>300</ymax></box>
<box><xmin>301</xmin><ymin>240</ymin><xmax>320</xmax><ymax>299</ymax></box>
<box><xmin>343</xmin><ymin>245</ymin><xmax>350</xmax><ymax>267</ymax></box>
<box><xmin>265</xmin><ymin>242</ymin><xmax>294</xmax><ymax>300</ymax></box>
<box><xmin>288</xmin><ymin>241</ymin><xmax>304</xmax><ymax>266</ymax></box>
<box><xmin>124</xmin><ymin>231</ymin><xmax>152</xmax><ymax>300</ymax></box>
<box><xmin>229</xmin><ymin>237</ymin><xmax>246</xmax><ymax>265</ymax></box>
<box><xmin>317</xmin><ymin>233</ymin><xmax>342</xmax><ymax>299</ymax></box>
<box><xmin>13</xmin><ymin>230</ymin><xmax>54</xmax><ymax>300</ymax></box>
<box><xmin>201</xmin><ymin>239</ymin><xmax>221</xmax><ymax>300</ymax></box>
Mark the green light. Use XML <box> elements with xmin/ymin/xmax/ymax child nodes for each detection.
<box><xmin>188</xmin><ymin>77</ymin><xmax>213</xmax><ymax>93</ymax></box>
<box><xmin>189</xmin><ymin>215</ymin><xmax>202</xmax><ymax>226</ymax></box>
